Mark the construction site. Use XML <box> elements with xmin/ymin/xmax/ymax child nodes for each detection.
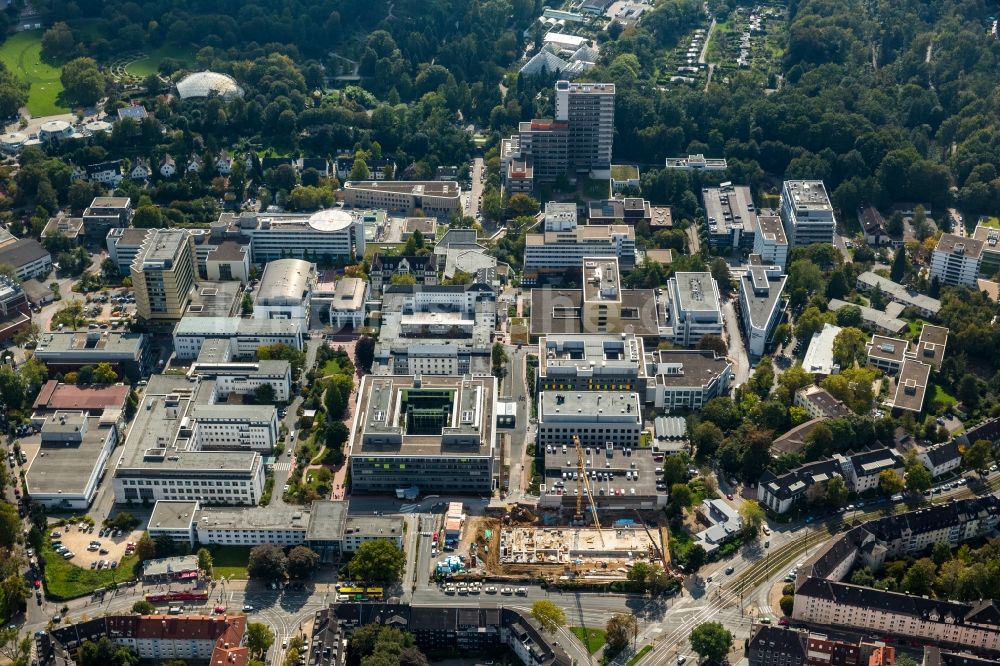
<box><xmin>500</xmin><ymin>526</ymin><xmax>660</xmax><ymax>565</ymax></box>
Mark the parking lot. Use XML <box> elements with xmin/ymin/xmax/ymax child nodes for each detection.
<box><xmin>50</xmin><ymin>524</ymin><xmax>142</xmax><ymax>570</ymax></box>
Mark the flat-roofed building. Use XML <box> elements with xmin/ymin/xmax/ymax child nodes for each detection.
<box><xmin>328</xmin><ymin>277</ymin><xmax>369</xmax><ymax>329</ymax></box>
<box><xmin>132</xmin><ymin>229</ymin><xmax>197</xmax><ymax>321</ymax></box>
<box><xmin>803</xmin><ymin>323</ymin><xmax>842</xmax><ymax>376</ymax></box>
<box><xmin>780</xmin><ymin>180</ymin><xmax>835</xmax><ymax>247</ymax></box>
<box><xmin>891</xmin><ymin>359</ymin><xmax>931</xmax><ymax>414</ymax></box>
<box><xmin>972</xmin><ymin>223</ymin><xmax>1000</xmax><ymax>277</ymax></box>
<box><xmin>537</xmin><ymin>390</ymin><xmax>641</xmax><ymax>448</ymax></box>
<box><xmin>172</xmin><ymin>316</ymin><xmax>304</xmax><ymax>360</ymax></box>
<box><xmin>189</xmin><ymin>343</ymin><xmax>293</xmax><ymax>402</ymax></box>
<box><xmin>204</xmin><ymin>241</ymin><xmax>250</xmax><ymax>283</ymax></box>
<box><xmin>738</xmin><ymin>264</ymin><xmax>787</xmax><ymax>357</ymax></box>
<box><xmin>537</xmin><ymin>333</ymin><xmax>646</xmax><ymax>392</ymax></box>
<box><xmin>254</xmin><ymin>258</ymin><xmax>314</xmax><ymax>320</ymax></box>
<box><xmin>916</xmin><ymin>323</ymin><xmax>948</xmax><ymax>370</ymax></box>
<box><xmin>866</xmin><ymin>334</ymin><xmax>910</xmax><ymax>374</ymax></box>
<box><xmin>33</xmin><ymin>330</ymin><xmax>152</xmax><ymax>381</ymax></box>
<box><xmin>586</xmin><ymin>198</ymin><xmax>651</xmax><ymax>225</ymax></box>
<box><xmin>666</xmin><ymin>272</ymin><xmax>723</xmax><ymax>347</ymax></box>
<box><xmin>82</xmin><ymin>196</ymin><xmax>132</xmax><ymax>242</ymax></box>
<box><xmin>856</xmin><ymin>271</ymin><xmax>940</xmax><ymax>317</ymax></box>
<box><xmin>794</xmin><ymin>385</ymin><xmax>851</xmax><ymax>419</ymax></box>
<box><xmin>930</xmin><ymin>233</ymin><xmax>983</xmax><ymax>287</ymax></box>
<box><xmin>523</xmin><ymin>222</ymin><xmax>636</xmax><ymax>283</ymax></box>
<box><xmin>0</xmin><ymin>238</ymin><xmax>51</xmax><ymax>280</ymax></box>
<box><xmin>645</xmin><ymin>349</ymin><xmax>732</xmax><ymax>411</ymax></box>
<box><xmin>213</xmin><ymin>209</ymin><xmax>366</xmax><ymax>263</ymax></box>
<box><xmin>30</xmin><ymin>380</ymin><xmax>129</xmax><ymax>426</ymax></box>
<box><xmin>348</xmin><ymin>374</ymin><xmax>497</xmax><ymax>494</ymax></box>
<box><xmin>702</xmin><ymin>184</ymin><xmax>758</xmax><ymax>251</ymax></box>
<box><xmin>106</xmin><ymin>227</ymin><xmax>150</xmax><ymax>275</ymax></box>
<box><xmin>827</xmin><ymin>298</ymin><xmax>906</xmax><ymax>335</ymax></box>
<box><xmin>343</xmin><ymin>181</ymin><xmax>461</xmax><ymax>217</ymax></box>
<box><xmin>665</xmin><ymin>154</ymin><xmax>727</xmax><ymax>171</ymax></box>
<box><xmin>753</xmin><ymin>214</ymin><xmax>789</xmax><ymax>268</ymax></box>
<box><xmin>41</xmin><ymin>212</ymin><xmax>84</xmax><ymax>244</ymax></box>
<box><xmin>25</xmin><ymin>410</ymin><xmax>118</xmax><ymax>509</ymax></box>
<box><xmin>0</xmin><ymin>274</ymin><xmax>30</xmax><ymax>343</ymax></box>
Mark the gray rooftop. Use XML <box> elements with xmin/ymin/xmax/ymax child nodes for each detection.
<box><xmin>702</xmin><ymin>185</ymin><xmax>758</xmax><ymax>237</ymax></box>
<box><xmin>195</xmin><ymin>504</ymin><xmax>309</xmax><ymax>531</ymax></box>
<box><xmin>757</xmin><ymin>215</ymin><xmax>787</xmax><ymax>245</ymax></box>
<box><xmin>539</xmin><ymin>391</ymin><xmax>641</xmax><ymax>423</ymax></box>
<box><xmin>134</xmin><ymin>229</ymin><xmax>190</xmax><ymax>269</ymax></box>
<box><xmin>34</xmin><ymin>330</ymin><xmax>146</xmax><ymax>360</ymax></box>
<box><xmin>173</xmin><ymin>316</ymin><xmax>304</xmax><ymax>337</ymax></box>
<box><xmin>256</xmin><ymin>258</ymin><xmax>314</xmax><ymax>304</ymax></box>
<box><xmin>25</xmin><ymin>413</ymin><xmax>116</xmax><ymax>497</ymax></box>
<box><xmin>935</xmin><ymin>233</ymin><xmax>984</xmax><ymax>259</ymax></box>
<box><xmin>345</xmin><ymin>515</ymin><xmax>404</xmax><ymax>538</ymax></box>
<box><xmin>856</xmin><ymin>272</ymin><xmax>941</xmax><ymax>314</ymax></box>
<box><xmin>646</xmin><ymin>349</ymin><xmax>733</xmax><ymax>388</ymax></box>
<box><xmin>149</xmin><ymin>500</ymin><xmax>199</xmax><ymax>531</ymax></box>
<box><xmin>739</xmin><ymin>267</ymin><xmax>787</xmax><ymax>331</ymax></box>
<box><xmin>673</xmin><ymin>272</ymin><xmax>721</xmax><ymax>313</ymax></box>
<box><xmin>784</xmin><ymin>180</ymin><xmax>832</xmax><ymax>211</ymax></box>
<box><xmin>539</xmin><ymin>333</ymin><xmax>646</xmax><ymax>375</ymax></box>
<box><xmin>306</xmin><ymin>500</ymin><xmax>348</xmax><ymax>541</ymax></box>
<box><xmin>143</xmin><ymin>554</ymin><xmax>199</xmax><ymax>577</ymax></box>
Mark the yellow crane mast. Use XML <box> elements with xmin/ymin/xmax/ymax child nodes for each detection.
<box><xmin>573</xmin><ymin>435</ymin><xmax>604</xmax><ymax>545</ymax></box>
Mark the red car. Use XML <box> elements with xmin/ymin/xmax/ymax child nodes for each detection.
<box><xmin>726</xmin><ymin>493</ymin><xmax>734</xmax><ymax>500</ymax></box>
<box><xmin>778</xmin><ymin>618</ymin><xmax>789</xmax><ymax>626</ymax></box>
<box><xmin>33</xmin><ymin>579</ymin><xmax>41</xmax><ymax>589</ymax></box>
<box><xmin>213</xmin><ymin>606</ymin><xmax>226</xmax><ymax>614</ymax></box>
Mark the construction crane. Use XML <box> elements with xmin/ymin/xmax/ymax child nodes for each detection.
<box><xmin>573</xmin><ymin>435</ymin><xmax>604</xmax><ymax>545</ymax></box>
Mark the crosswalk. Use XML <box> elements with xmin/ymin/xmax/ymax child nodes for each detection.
<box><xmin>272</xmin><ymin>462</ymin><xmax>291</xmax><ymax>471</ymax></box>
<box><xmin>400</xmin><ymin>503</ymin><xmax>420</xmax><ymax>513</ymax></box>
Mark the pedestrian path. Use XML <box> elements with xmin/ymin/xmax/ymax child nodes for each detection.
<box><xmin>272</xmin><ymin>462</ymin><xmax>291</xmax><ymax>471</ymax></box>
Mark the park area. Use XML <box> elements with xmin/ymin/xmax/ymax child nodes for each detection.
<box><xmin>0</xmin><ymin>30</ymin><xmax>67</xmax><ymax>116</ymax></box>
<box><xmin>122</xmin><ymin>44</ymin><xmax>194</xmax><ymax>77</ymax></box>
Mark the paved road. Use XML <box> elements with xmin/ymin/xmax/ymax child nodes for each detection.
<box><xmin>502</xmin><ymin>345</ymin><xmax>531</xmax><ymax>499</ymax></box>
<box><xmin>720</xmin><ymin>297</ymin><xmax>750</xmax><ymax>387</ymax></box>
<box><xmin>467</xmin><ymin>157</ymin><xmax>485</xmax><ymax>221</ymax></box>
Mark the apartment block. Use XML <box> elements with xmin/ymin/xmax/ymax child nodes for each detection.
<box><xmin>930</xmin><ymin>233</ymin><xmax>983</xmax><ymax>287</ymax></box>
<box><xmin>794</xmin><ymin>385</ymin><xmax>851</xmax><ymax>419</ymax></box>
<box><xmin>131</xmin><ymin>229</ymin><xmax>197</xmax><ymax>321</ymax></box>
<box><xmin>82</xmin><ymin>196</ymin><xmax>132</xmax><ymax>242</ymax></box>
<box><xmin>971</xmin><ymin>223</ymin><xmax>1000</xmax><ymax>277</ymax></box>
<box><xmin>856</xmin><ymin>272</ymin><xmax>940</xmax><ymax>318</ymax></box>
<box><xmin>645</xmin><ymin>349</ymin><xmax>733</xmax><ymax>411</ymax></box>
<box><xmin>780</xmin><ymin>180</ymin><xmax>836</xmax><ymax>247</ymax></box>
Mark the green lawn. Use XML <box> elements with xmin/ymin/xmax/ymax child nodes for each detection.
<box><xmin>570</xmin><ymin>627</ymin><xmax>606</xmax><ymax>654</ymax></box>
<box><xmin>208</xmin><ymin>545</ymin><xmax>252</xmax><ymax>579</ymax></box>
<box><xmin>930</xmin><ymin>384</ymin><xmax>958</xmax><ymax>411</ymax></box>
<box><xmin>627</xmin><ymin>645</ymin><xmax>653</xmax><ymax>665</ymax></box>
<box><xmin>0</xmin><ymin>31</ymin><xmax>68</xmax><ymax>116</ymax></box>
<box><xmin>42</xmin><ymin>539</ymin><xmax>139</xmax><ymax>601</ymax></box>
<box><xmin>124</xmin><ymin>44</ymin><xmax>196</xmax><ymax>77</ymax></box>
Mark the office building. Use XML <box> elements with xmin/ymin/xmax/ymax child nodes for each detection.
<box><xmin>754</xmin><ymin>214</ymin><xmax>789</xmax><ymax>268</ymax></box>
<box><xmin>702</xmin><ymin>184</ymin><xmax>759</xmax><ymax>251</ymax></box>
<box><xmin>665</xmin><ymin>272</ymin><xmax>723</xmax><ymax>347</ymax></box>
<box><xmin>803</xmin><ymin>323</ymin><xmax>842</xmax><ymax>376</ymax></box>
<box><xmin>930</xmin><ymin>233</ymin><xmax>983</xmax><ymax>287</ymax></box>
<box><xmin>41</xmin><ymin>212</ymin><xmax>84</xmax><ymax>244</ymax></box>
<box><xmin>105</xmin><ymin>227</ymin><xmax>150</xmax><ymax>275</ymax></box>
<box><xmin>253</xmin><ymin>258</ymin><xmax>314</xmax><ymax>320</ymax></box>
<box><xmin>211</xmin><ymin>209</ymin><xmax>366</xmax><ymax>263</ymax></box>
<box><xmin>172</xmin><ymin>316</ymin><xmax>304</xmax><ymax>360</ymax></box>
<box><xmin>112</xmin><ymin>375</ymin><xmax>275</xmax><ymax>506</ymax></box>
<box><xmin>188</xmin><ymin>340</ymin><xmax>293</xmax><ymax>402</ymax></box>
<box><xmin>30</xmin><ymin>380</ymin><xmax>129</xmax><ymax>427</ymax></box>
<box><xmin>343</xmin><ymin>181</ymin><xmax>461</xmax><ymax>218</ymax></box>
<box><xmin>971</xmin><ymin>223</ymin><xmax>1000</xmax><ymax>277</ymax></box>
<box><xmin>536</xmin><ymin>390</ymin><xmax>642</xmax><ymax>448</ymax></box>
<box><xmin>779</xmin><ymin>180</ymin><xmax>836</xmax><ymax>247</ymax></box>
<box><xmin>131</xmin><ymin>229</ymin><xmax>197</xmax><ymax>321</ymax></box>
<box><xmin>737</xmin><ymin>263</ymin><xmax>787</xmax><ymax>357</ymax></box>
<box><xmin>33</xmin><ymin>330</ymin><xmax>152</xmax><ymax>381</ymax></box>
<box><xmin>856</xmin><ymin>272</ymin><xmax>940</xmax><ymax>317</ymax></box>
<box><xmin>665</xmin><ymin>154</ymin><xmax>727</xmax><ymax>171</ymax></box>
<box><xmin>586</xmin><ymin>197</ymin><xmax>651</xmax><ymax>225</ymax></box>
<box><xmin>374</xmin><ymin>284</ymin><xmax>495</xmax><ymax>376</ymax></box>
<box><xmin>537</xmin><ymin>333</ymin><xmax>647</xmax><ymax>392</ymax></box>
<box><xmin>82</xmin><ymin>196</ymin><xmax>132</xmax><ymax>242</ymax></box>
<box><xmin>327</xmin><ymin>277</ymin><xmax>368</xmax><ymax>329</ymax></box>
<box><xmin>24</xmin><ymin>411</ymin><xmax>118</xmax><ymax>509</ymax></box>
<box><xmin>523</xmin><ymin>213</ymin><xmax>636</xmax><ymax>283</ymax></box>
<box><xmin>0</xmin><ymin>238</ymin><xmax>51</xmax><ymax>280</ymax></box>
<box><xmin>204</xmin><ymin>241</ymin><xmax>251</xmax><ymax>283</ymax></box>
<box><xmin>0</xmin><ymin>274</ymin><xmax>30</xmax><ymax>343</ymax></box>
<box><xmin>348</xmin><ymin>374</ymin><xmax>497</xmax><ymax>494</ymax></box>
<box><xmin>645</xmin><ymin>349</ymin><xmax>733</xmax><ymax>411</ymax></box>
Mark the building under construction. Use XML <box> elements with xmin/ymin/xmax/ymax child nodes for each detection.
<box><xmin>499</xmin><ymin>526</ymin><xmax>660</xmax><ymax>565</ymax></box>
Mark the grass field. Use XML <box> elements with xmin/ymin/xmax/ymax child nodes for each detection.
<box><xmin>570</xmin><ymin>627</ymin><xmax>606</xmax><ymax>654</ymax></box>
<box><xmin>208</xmin><ymin>545</ymin><xmax>252</xmax><ymax>579</ymax></box>
<box><xmin>42</xmin><ymin>538</ymin><xmax>139</xmax><ymax>600</ymax></box>
<box><xmin>124</xmin><ymin>44</ymin><xmax>195</xmax><ymax>77</ymax></box>
<box><xmin>627</xmin><ymin>645</ymin><xmax>653</xmax><ymax>665</ymax></box>
<box><xmin>0</xmin><ymin>31</ymin><xmax>68</xmax><ymax>116</ymax></box>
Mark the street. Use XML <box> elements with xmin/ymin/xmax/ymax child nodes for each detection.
<box><xmin>720</xmin><ymin>298</ymin><xmax>750</xmax><ymax>386</ymax></box>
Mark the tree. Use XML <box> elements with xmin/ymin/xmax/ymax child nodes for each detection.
<box><xmin>738</xmin><ymin>501</ymin><xmax>765</xmax><ymax>538</ymax></box>
<box><xmin>0</xmin><ymin>63</ymin><xmax>28</xmax><ymax>118</ymax></box>
<box><xmin>661</xmin><ymin>454</ymin><xmax>689</xmax><ymax>487</ymax></box>
<box><xmin>0</xmin><ymin>503</ymin><xmax>20</xmax><ymax>550</ymax></box>
<box><xmin>481</xmin><ymin>190</ymin><xmax>504</xmax><ymax>222</ymax></box>
<box><xmin>491</xmin><ymin>342</ymin><xmax>508</xmax><ymax>378</ymax></box>
<box><xmin>835</xmin><ymin>305</ymin><xmax>863</xmax><ymax>328</ymax></box>
<box><xmin>354</xmin><ymin>335</ymin><xmax>376</xmax><ymax>373</ymax></box>
<box><xmin>348</xmin><ymin>539</ymin><xmax>405</xmax><ymax>583</ymax></box>
<box><xmin>92</xmin><ymin>362</ymin><xmax>118</xmax><ymax>384</ymax></box>
<box><xmin>900</xmin><ymin>557</ymin><xmax>937</xmax><ymax>596</ymax></box>
<box><xmin>604</xmin><ymin>613</ymin><xmax>637</xmax><ymax>657</ymax></box>
<box><xmin>773</xmin><ymin>323</ymin><xmax>792</xmax><ymax>348</ymax></box>
<box><xmin>246</xmin><ymin>623</ymin><xmax>275</xmax><ymax>658</ymax></box>
<box><xmin>832</xmin><ymin>327</ymin><xmax>867</xmax><ymax>369</ymax></box>
<box><xmin>253</xmin><ymin>383</ymin><xmax>276</xmax><ymax>405</ymax></box>
<box><xmin>668</xmin><ymin>483</ymin><xmax>692</xmax><ymax>514</ymax></box>
<box><xmin>348</xmin><ymin>158</ymin><xmax>370</xmax><ymax>181</ymax></box>
<box><xmin>389</xmin><ymin>273</ymin><xmax>416</xmax><ymax>286</ymax></box>
<box><xmin>248</xmin><ymin>544</ymin><xmax>287</xmax><ymax>581</ymax></box>
<box><xmin>131</xmin><ymin>599</ymin><xmax>156</xmax><ymax>614</ymax></box>
<box><xmin>697</xmin><ymin>334</ymin><xmax>728</xmax><ymax>357</ymax></box>
<box><xmin>779</xmin><ymin>595</ymin><xmax>795</xmax><ymax>616</ymax></box>
<box><xmin>795</xmin><ymin>306</ymin><xmax>826</xmax><ymax>342</ymax></box>
<box><xmin>710</xmin><ymin>258</ymin><xmax>732</xmax><ymax>295</ymax></box>
<box><xmin>825</xmin><ymin>475</ymin><xmax>849</xmax><ymax>508</ymax></box>
<box><xmin>60</xmin><ymin>57</ymin><xmax>106</xmax><ymax>106</ymax></box>
<box><xmin>286</xmin><ymin>546</ymin><xmax>320</xmax><ymax>579</ymax></box>
<box><xmin>905</xmin><ymin>455</ymin><xmax>932</xmax><ymax>493</ymax></box>
<box><xmin>507</xmin><ymin>193</ymin><xmax>540</xmax><ymax>217</ymax></box>
<box><xmin>241</xmin><ymin>292</ymin><xmax>254</xmax><ymax>316</ymax></box>
<box><xmin>689</xmin><ymin>622</ymin><xmax>733</xmax><ymax>664</ymax></box>
<box><xmin>132</xmin><ymin>205</ymin><xmax>166</xmax><ymax>229</ymax></box>
<box><xmin>685</xmin><ymin>544</ymin><xmax>707</xmax><ymax>573</ymax></box>
<box><xmin>963</xmin><ymin>439</ymin><xmax>992</xmax><ymax>473</ymax></box>
<box><xmin>0</xmin><ymin>626</ymin><xmax>31</xmax><ymax>666</ymax></box>
<box><xmin>107</xmin><ymin>512</ymin><xmax>140</xmax><ymax>531</ymax></box>
<box><xmin>890</xmin><ymin>247</ymin><xmax>909</xmax><ymax>282</ymax></box>
<box><xmin>41</xmin><ymin>22</ymin><xmax>75</xmax><ymax>59</ymax></box>
<box><xmin>0</xmin><ymin>576</ymin><xmax>28</xmax><ymax>623</ymax></box>
<box><xmin>691</xmin><ymin>422</ymin><xmax>723</xmax><ymax>458</ymax></box>
<box><xmin>529</xmin><ymin>600</ymin><xmax>566</xmax><ymax>634</ymax></box>
<box><xmin>887</xmin><ymin>212</ymin><xmax>904</xmax><ymax>237</ymax></box>
<box><xmin>931</xmin><ymin>541</ymin><xmax>952</xmax><ymax>567</ymax></box>
<box><xmin>197</xmin><ymin>547</ymin><xmax>213</xmax><ymax>575</ymax></box>
<box><xmin>878</xmin><ymin>469</ymin><xmax>905</xmax><ymax>495</ymax></box>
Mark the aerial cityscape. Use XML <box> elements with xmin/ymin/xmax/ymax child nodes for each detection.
<box><xmin>0</xmin><ymin>1</ymin><xmax>998</xmax><ymax>666</ymax></box>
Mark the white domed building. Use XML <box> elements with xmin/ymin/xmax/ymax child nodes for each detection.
<box><xmin>176</xmin><ymin>71</ymin><xmax>244</xmax><ymax>100</ymax></box>
<box><xmin>39</xmin><ymin>120</ymin><xmax>73</xmax><ymax>142</ymax></box>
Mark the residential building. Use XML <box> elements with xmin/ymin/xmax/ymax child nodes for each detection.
<box><xmin>41</xmin><ymin>212</ymin><xmax>84</xmax><ymax>244</ymax></box>
<box><xmin>112</xmin><ymin>375</ymin><xmax>272</xmax><ymax>506</ymax></box>
<box><xmin>33</xmin><ymin>330</ymin><xmax>152</xmax><ymax>381</ymax></box>
<box><xmin>702</xmin><ymin>184</ymin><xmax>759</xmax><ymax>251</ymax></box>
<box><xmin>84</xmin><ymin>196</ymin><xmax>133</xmax><ymax>242</ymax></box>
<box><xmin>754</xmin><ymin>214</ymin><xmax>789</xmax><ymax>268</ymax></box>
<box><xmin>131</xmin><ymin>229</ymin><xmax>197</xmax><ymax>321</ymax></box>
<box><xmin>343</xmin><ymin>180</ymin><xmax>461</xmax><ymax>218</ymax></box>
<box><xmin>0</xmin><ymin>238</ymin><xmax>51</xmax><ymax>280</ymax></box>
<box><xmin>916</xmin><ymin>324</ymin><xmax>949</xmax><ymax>370</ymax></box>
<box><xmin>856</xmin><ymin>272</ymin><xmax>941</xmax><ymax>317</ymax></box>
<box><xmin>369</xmin><ymin>254</ymin><xmax>437</xmax><ymax>293</ymax></box>
<box><xmin>645</xmin><ymin>349</ymin><xmax>733</xmax><ymax>411</ymax></box>
<box><xmin>891</xmin><ymin>358</ymin><xmax>931</xmax><ymax>414</ymax></box>
<box><xmin>84</xmin><ymin>160</ymin><xmax>123</xmax><ymax>186</ymax></box>
<box><xmin>666</xmin><ymin>272</ymin><xmax>723</xmax><ymax>347</ymax></box>
<box><xmin>930</xmin><ymin>233</ymin><xmax>983</xmax><ymax>287</ymax></box>
<box><xmin>253</xmin><ymin>258</ymin><xmax>314</xmax><ymax>321</ymax></box>
<box><xmin>827</xmin><ymin>299</ymin><xmax>906</xmax><ymax>335</ymax></box>
<box><xmin>211</xmin><ymin>209</ymin><xmax>366</xmax><ymax>263</ymax></box>
<box><xmin>747</xmin><ymin>625</ymin><xmax>809</xmax><ymax>666</ymax></box>
<box><xmin>748</xmin><ymin>625</ymin><xmax>895</xmax><ymax>666</ymax></box>
<box><xmin>859</xmin><ymin>205</ymin><xmax>891</xmax><ymax>246</ymax></box>
<box><xmin>0</xmin><ymin>274</ymin><xmax>30</xmax><ymax>343</ymax></box>
<box><xmin>866</xmin><ymin>335</ymin><xmax>911</xmax><ymax>374</ymax></box>
<box><xmin>373</xmin><ymin>284</ymin><xmax>495</xmax><ymax>376</ymax></box>
<box><xmin>794</xmin><ymin>385</ymin><xmax>851</xmax><ymax>419</ymax></box>
<box><xmin>665</xmin><ymin>154</ymin><xmax>728</xmax><ymax>171</ymax></box>
<box><xmin>348</xmin><ymin>374</ymin><xmax>497</xmax><ymax>494</ymax></box>
<box><xmin>327</xmin><ymin>277</ymin><xmax>368</xmax><ymax>329</ymax></box>
<box><xmin>586</xmin><ymin>197</ymin><xmax>651</xmax><ymax>225</ymax></box>
<box><xmin>971</xmin><ymin>223</ymin><xmax>1000</xmax><ymax>277</ymax></box>
<box><xmin>536</xmin><ymin>333</ymin><xmax>647</xmax><ymax>392</ymax></box>
<box><xmin>921</xmin><ymin>647</ymin><xmax>996</xmax><ymax>666</ymax></box>
<box><xmin>129</xmin><ymin>159</ymin><xmax>151</xmax><ymax>181</ymax></box>
<box><xmin>803</xmin><ymin>323</ymin><xmax>842</xmax><ymax>376</ymax></box>
<box><xmin>695</xmin><ymin>498</ymin><xmax>743</xmax><ymax>554</ymax></box>
<box><xmin>771</xmin><ymin>419</ymin><xmax>826</xmax><ymax>456</ymax></box>
<box><xmin>536</xmin><ymin>390</ymin><xmax>642</xmax><ymax>448</ymax></box>
<box><xmin>24</xmin><ymin>411</ymin><xmax>118</xmax><ymax>509</ymax></box>
<box><xmin>917</xmin><ymin>441</ymin><xmax>962</xmax><ymax>478</ymax></box>
<box><xmin>173</xmin><ymin>316</ymin><xmax>304</xmax><ymax>360</ymax></box>
<box><xmin>780</xmin><ymin>180</ymin><xmax>836</xmax><ymax>247</ymax></box>
<box><xmin>204</xmin><ymin>241</ymin><xmax>250</xmax><ymax>283</ymax></box>
<box><xmin>738</xmin><ymin>263</ymin><xmax>787</xmax><ymax>357</ymax></box>
<box><xmin>160</xmin><ymin>154</ymin><xmax>176</xmax><ymax>178</ymax></box>
<box><xmin>523</xmin><ymin>214</ymin><xmax>636</xmax><ymax>283</ymax></box>
<box><xmin>334</xmin><ymin>154</ymin><xmax>396</xmax><ymax>181</ymax></box>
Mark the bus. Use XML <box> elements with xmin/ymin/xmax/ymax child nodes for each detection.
<box><xmin>336</xmin><ymin>586</ymin><xmax>384</xmax><ymax>600</ymax></box>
